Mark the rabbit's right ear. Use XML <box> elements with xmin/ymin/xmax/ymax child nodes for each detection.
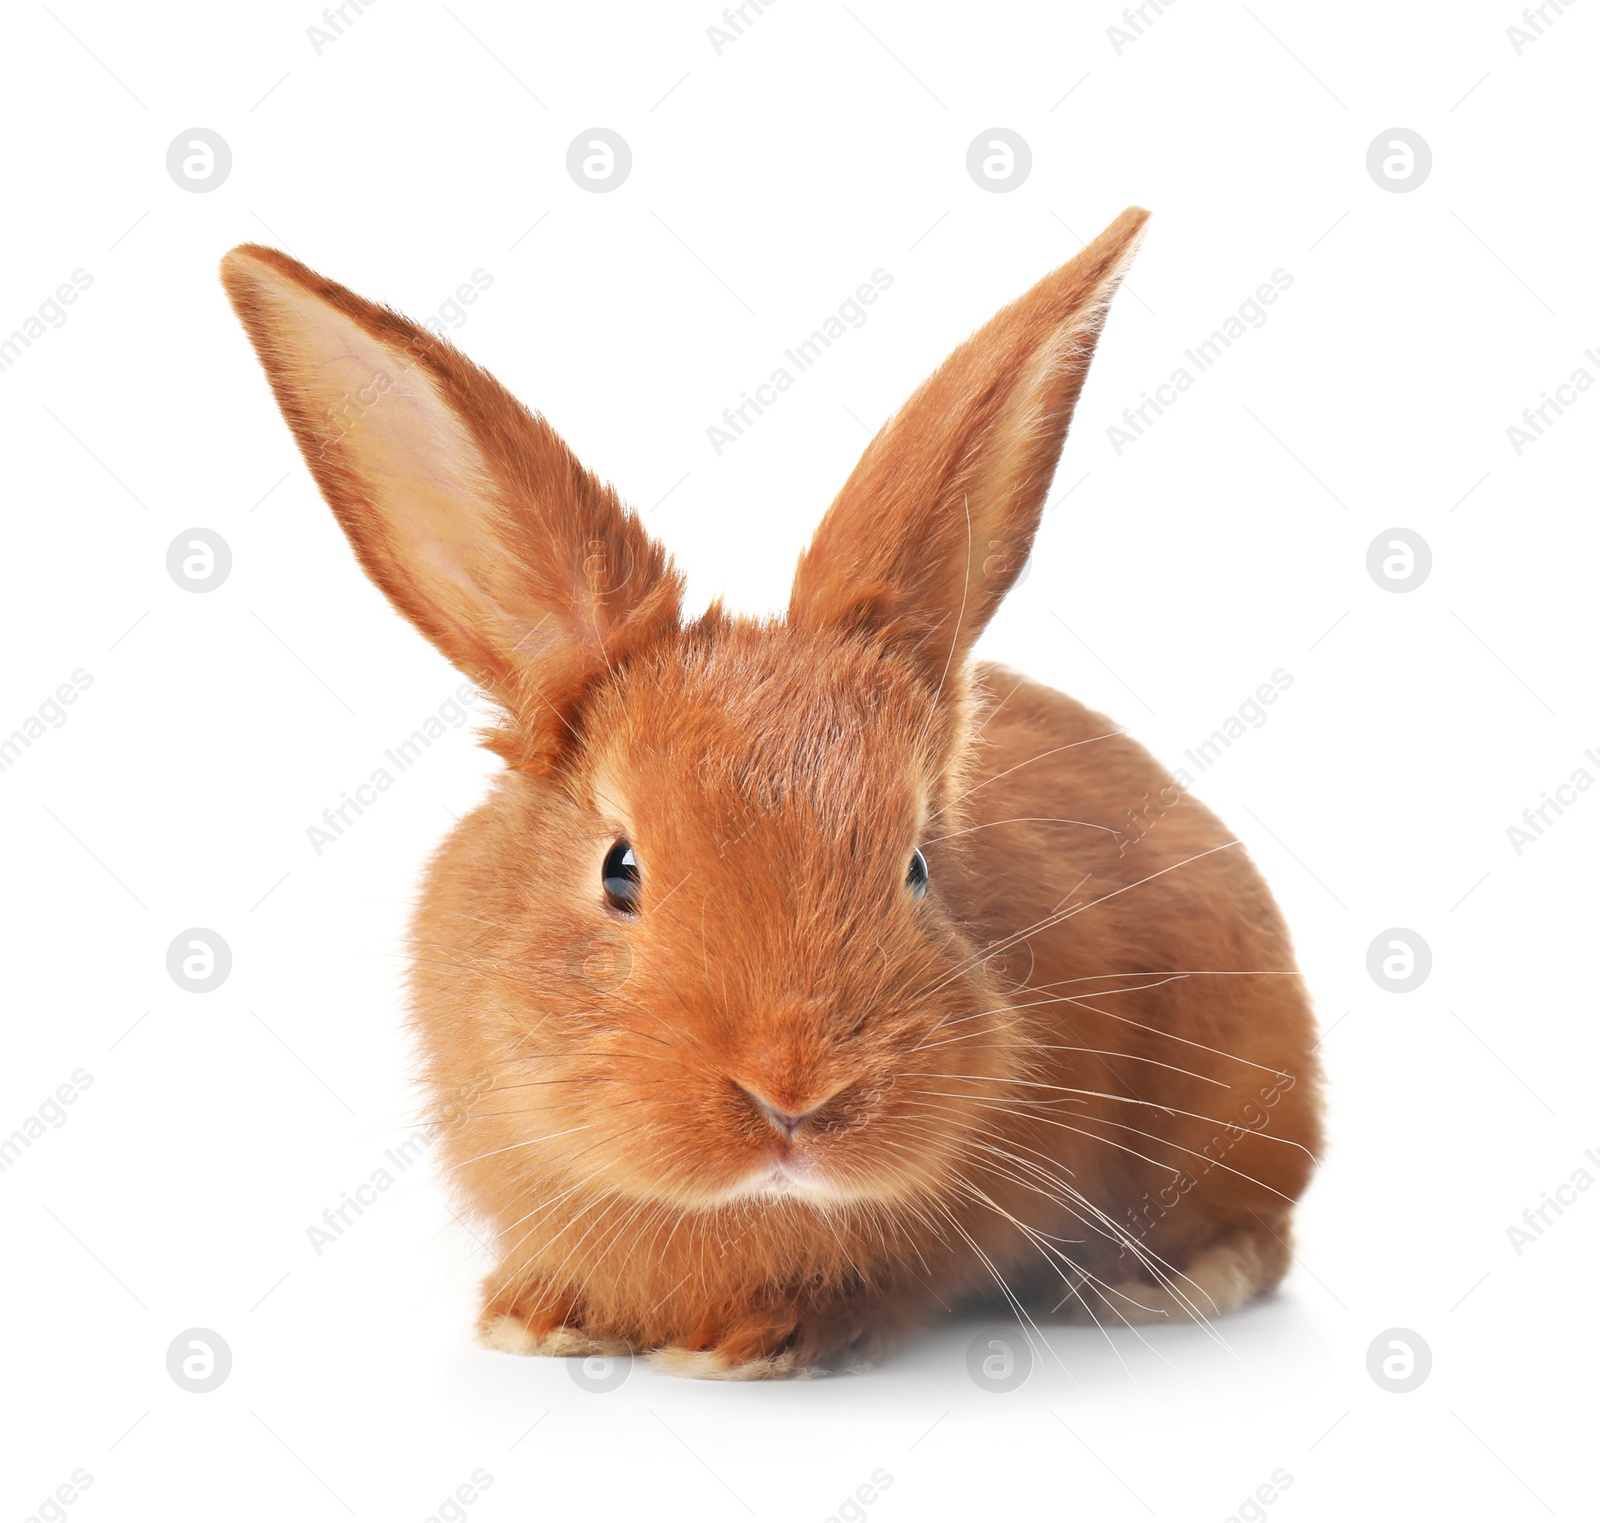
<box><xmin>790</xmin><ymin>208</ymin><xmax>1148</xmax><ymax>687</ymax></box>
<box><xmin>221</xmin><ymin>245</ymin><xmax>681</xmax><ymax>771</ymax></box>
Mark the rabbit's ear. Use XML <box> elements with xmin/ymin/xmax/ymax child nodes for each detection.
<box><xmin>220</xmin><ymin>245</ymin><xmax>681</xmax><ymax>769</ymax></box>
<box><xmin>789</xmin><ymin>207</ymin><xmax>1148</xmax><ymax>683</ymax></box>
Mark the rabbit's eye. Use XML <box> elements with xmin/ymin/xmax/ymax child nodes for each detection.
<box><xmin>907</xmin><ymin>848</ymin><xmax>929</xmax><ymax>900</ymax></box>
<box><xmin>602</xmin><ymin>840</ymin><xmax>641</xmax><ymax>914</ymax></box>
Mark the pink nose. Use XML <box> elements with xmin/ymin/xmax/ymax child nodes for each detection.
<box><xmin>736</xmin><ymin>1084</ymin><xmax>816</xmax><ymax>1140</ymax></box>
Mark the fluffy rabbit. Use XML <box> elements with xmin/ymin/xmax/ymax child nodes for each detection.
<box><xmin>222</xmin><ymin>206</ymin><xmax>1321</xmax><ymax>1378</ymax></box>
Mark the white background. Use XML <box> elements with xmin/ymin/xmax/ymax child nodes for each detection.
<box><xmin>2</xmin><ymin>2</ymin><xmax>1596</xmax><ymax>1519</ymax></box>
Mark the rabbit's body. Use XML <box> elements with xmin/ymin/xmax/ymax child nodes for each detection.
<box><xmin>943</xmin><ymin>666</ymin><xmax>1318</xmax><ymax>1317</ymax></box>
<box><xmin>416</xmin><ymin>657</ymin><xmax>1317</xmax><ymax>1375</ymax></box>
<box><xmin>222</xmin><ymin>207</ymin><xmax>1322</xmax><ymax>1378</ymax></box>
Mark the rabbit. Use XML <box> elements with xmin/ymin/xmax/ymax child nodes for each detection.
<box><xmin>222</xmin><ymin>205</ymin><xmax>1322</xmax><ymax>1379</ymax></box>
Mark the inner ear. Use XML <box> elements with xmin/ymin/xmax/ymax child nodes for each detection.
<box><xmin>789</xmin><ymin>207</ymin><xmax>1150</xmax><ymax>682</ymax></box>
<box><xmin>222</xmin><ymin>243</ymin><xmax>686</xmax><ymax>772</ymax></box>
<box><xmin>243</xmin><ymin>277</ymin><xmax>545</xmax><ymax>672</ymax></box>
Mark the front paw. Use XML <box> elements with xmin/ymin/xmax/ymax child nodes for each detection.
<box><xmin>477</xmin><ymin>1278</ymin><xmax>632</xmax><ymax>1359</ymax></box>
<box><xmin>647</xmin><ymin>1299</ymin><xmax>895</xmax><ymax>1380</ymax></box>
<box><xmin>478</xmin><ymin>1272</ymin><xmax>907</xmax><ymax>1378</ymax></box>
<box><xmin>478</xmin><ymin>1312</ymin><xmax>630</xmax><ymax>1359</ymax></box>
<box><xmin>648</xmin><ymin>1344</ymin><xmax>815</xmax><ymax>1380</ymax></box>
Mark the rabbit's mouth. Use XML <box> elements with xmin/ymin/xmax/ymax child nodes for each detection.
<box><xmin>759</xmin><ymin>1164</ymin><xmax>806</xmax><ymax>1197</ymax></box>
<box><xmin>730</xmin><ymin>1152</ymin><xmax>839</xmax><ymax>1204</ymax></box>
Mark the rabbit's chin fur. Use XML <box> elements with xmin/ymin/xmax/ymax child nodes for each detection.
<box><xmin>220</xmin><ymin>208</ymin><xmax>1323</xmax><ymax>1378</ymax></box>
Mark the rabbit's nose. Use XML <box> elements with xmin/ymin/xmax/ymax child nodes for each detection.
<box><xmin>735</xmin><ymin>1084</ymin><xmax>816</xmax><ymax>1140</ymax></box>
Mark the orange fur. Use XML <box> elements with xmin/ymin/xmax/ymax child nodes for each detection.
<box><xmin>221</xmin><ymin>208</ymin><xmax>1322</xmax><ymax>1378</ymax></box>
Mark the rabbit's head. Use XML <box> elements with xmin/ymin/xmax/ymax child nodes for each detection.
<box><xmin>222</xmin><ymin>209</ymin><xmax>1147</xmax><ymax>1216</ymax></box>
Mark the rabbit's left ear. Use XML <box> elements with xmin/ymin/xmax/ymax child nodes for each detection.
<box><xmin>221</xmin><ymin>245</ymin><xmax>681</xmax><ymax>771</ymax></box>
<box><xmin>789</xmin><ymin>206</ymin><xmax>1148</xmax><ymax>683</ymax></box>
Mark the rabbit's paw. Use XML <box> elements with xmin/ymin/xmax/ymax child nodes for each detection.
<box><xmin>478</xmin><ymin>1313</ymin><xmax>630</xmax><ymax>1358</ymax></box>
<box><xmin>647</xmin><ymin>1300</ymin><xmax>889</xmax><ymax>1380</ymax></box>
<box><xmin>648</xmin><ymin>1344</ymin><xmax>814</xmax><ymax>1381</ymax></box>
<box><xmin>1062</xmin><ymin>1227</ymin><xmax>1290</xmax><ymax>1327</ymax></box>
<box><xmin>476</xmin><ymin>1283</ymin><xmax>631</xmax><ymax>1358</ymax></box>
<box><xmin>647</xmin><ymin>1301</ymin><xmax>811</xmax><ymax>1379</ymax></box>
